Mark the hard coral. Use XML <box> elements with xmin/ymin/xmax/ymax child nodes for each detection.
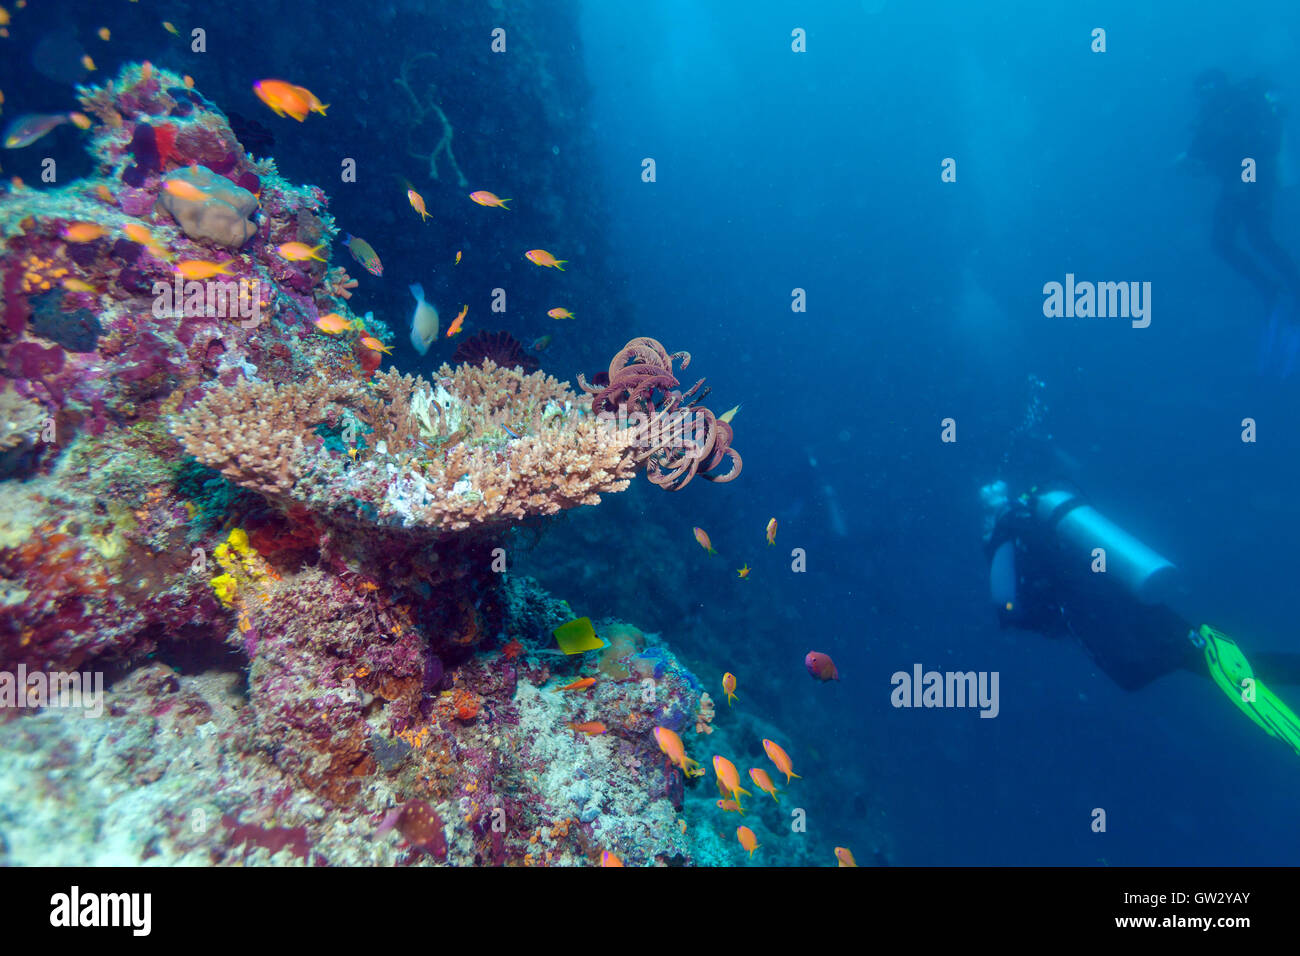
<box><xmin>172</xmin><ymin>363</ymin><xmax>639</xmax><ymax>536</ymax></box>
<box><xmin>158</xmin><ymin>165</ymin><xmax>258</xmax><ymax>248</ymax></box>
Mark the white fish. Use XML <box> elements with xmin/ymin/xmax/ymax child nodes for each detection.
<box><xmin>409</xmin><ymin>283</ymin><xmax>439</xmax><ymax>354</ymax></box>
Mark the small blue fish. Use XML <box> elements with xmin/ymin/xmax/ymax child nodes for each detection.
<box><xmin>501</xmin><ymin>424</ymin><xmax>521</xmax><ymax>440</ymax></box>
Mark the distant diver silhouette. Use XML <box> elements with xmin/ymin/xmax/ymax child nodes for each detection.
<box><xmin>1183</xmin><ymin>68</ymin><xmax>1300</xmax><ymax>376</ymax></box>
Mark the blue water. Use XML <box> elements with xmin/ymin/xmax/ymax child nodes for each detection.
<box><xmin>5</xmin><ymin>0</ymin><xmax>1299</xmax><ymax>865</ymax></box>
<box><xmin>570</xmin><ymin>0</ymin><xmax>1300</xmax><ymax>865</ymax></box>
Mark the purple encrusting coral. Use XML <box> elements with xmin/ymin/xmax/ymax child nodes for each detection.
<box><xmin>0</xmin><ymin>64</ymin><xmax>706</xmax><ymax>867</ymax></box>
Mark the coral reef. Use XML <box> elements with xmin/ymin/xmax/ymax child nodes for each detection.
<box><xmin>0</xmin><ymin>64</ymin><xmax>727</xmax><ymax>867</ymax></box>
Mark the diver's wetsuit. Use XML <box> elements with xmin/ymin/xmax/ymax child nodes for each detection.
<box><xmin>986</xmin><ymin>504</ymin><xmax>1201</xmax><ymax>692</ymax></box>
<box><xmin>1187</xmin><ymin>74</ymin><xmax>1300</xmax><ymax>304</ymax></box>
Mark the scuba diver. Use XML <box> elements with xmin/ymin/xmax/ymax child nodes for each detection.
<box><xmin>1180</xmin><ymin>68</ymin><xmax>1300</xmax><ymax>377</ymax></box>
<box><xmin>981</xmin><ymin>479</ymin><xmax>1300</xmax><ymax>756</ymax></box>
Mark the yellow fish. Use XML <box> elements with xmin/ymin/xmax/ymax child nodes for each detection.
<box><xmin>712</xmin><ymin>755</ymin><xmax>752</xmax><ymax>810</ymax></box>
<box><xmin>163</xmin><ymin>21</ymin><xmax>179</xmax><ymax>35</ymax></box>
<box><xmin>469</xmin><ymin>190</ymin><xmax>510</xmax><ymax>209</ymax></box>
<box><xmin>175</xmin><ymin>259</ymin><xmax>236</xmax><ymax>279</ymax></box>
<box><xmin>719</xmin><ymin>403</ymin><xmax>742</xmax><ymax>424</ymax></box>
<box><xmin>446</xmin><ymin>304</ymin><xmax>468</xmax><ymax>338</ymax></box>
<box><xmin>81</xmin><ymin>55</ymin><xmax>96</xmax><ymax>72</ymax></box>
<box><xmin>315</xmin><ymin>312</ymin><xmax>353</xmax><ymax>334</ymax></box>
<box><xmin>762</xmin><ymin>738</ymin><xmax>802</xmax><ymax>784</ymax></box>
<box><xmin>525</xmin><ymin>248</ymin><xmax>566</xmax><ymax>270</ymax></box>
<box><xmin>737</xmin><ymin>564</ymin><xmax>750</xmax><ymax>579</ymax></box>
<box><xmin>61</xmin><ymin>222</ymin><xmax>107</xmax><ymax>242</ymax></box>
<box><xmin>653</xmin><ymin>726</ymin><xmax>704</xmax><ymax>778</ymax></box>
<box><xmin>61</xmin><ymin>278</ymin><xmax>96</xmax><ymax>293</ymax></box>
<box><xmin>722</xmin><ymin>672</ymin><xmax>738</xmax><ymax>706</ymax></box>
<box><xmin>277</xmin><ymin>241</ymin><xmax>327</xmax><ymax>262</ymax></box>
<box><xmin>736</xmin><ymin>826</ymin><xmax>760</xmax><ymax>859</ymax></box>
<box><xmin>163</xmin><ymin>179</ymin><xmax>208</xmax><ymax>202</ymax></box>
<box><xmin>123</xmin><ymin>222</ymin><xmax>155</xmax><ymax>246</ymax></box>
<box><xmin>407</xmin><ymin>187</ymin><xmax>430</xmax><ymax>222</ymax></box>
<box><xmin>748</xmin><ymin>767</ymin><xmax>780</xmax><ymax>802</ymax></box>
<box><xmin>766</xmin><ymin>517</ymin><xmax>777</xmax><ymax>545</ymax></box>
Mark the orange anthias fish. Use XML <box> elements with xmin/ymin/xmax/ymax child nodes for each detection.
<box><xmin>653</xmin><ymin>726</ymin><xmax>703</xmax><ymax>778</ymax></box>
<box><xmin>163</xmin><ymin>179</ymin><xmax>208</xmax><ymax>202</ymax></box>
<box><xmin>122</xmin><ymin>223</ymin><xmax>155</xmax><ymax>246</ymax></box>
<box><xmin>736</xmin><ymin>564</ymin><xmax>750</xmax><ymax>579</ymax></box>
<box><xmin>60</xmin><ymin>222</ymin><xmax>107</xmax><ymax>242</ymax></box>
<box><xmin>359</xmin><ymin>335</ymin><xmax>392</xmax><ymax>355</ymax></box>
<box><xmin>721</xmin><ymin>672</ymin><xmax>738</xmax><ymax>707</ymax></box>
<box><xmin>715</xmin><ymin>798</ymin><xmax>744</xmax><ymax>815</ymax></box>
<box><xmin>95</xmin><ymin>184</ymin><xmax>115</xmax><ymax>203</ymax></box>
<box><xmin>712</xmin><ymin>755</ymin><xmax>752</xmax><ymax>810</ymax></box>
<box><xmin>762</xmin><ymin>738</ymin><xmax>802</xmax><ymax>784</ymax></box>
<box><xmin>748</xmin><ymin>767</ymin><xmax>780</xmax><ymax>802</ymax></box>
<box><xmin>547</xmin><ymin>307</ymin><xmax>575</xmax><ymax>320</ymax></box>
<box><xmin>569</xmin><ymin>720</ymin><xmax>607</xmax><ymax>736</ymax></box>
<box><xmin>766</xmin><ymin>517</ymin><xmax>777</xmax><ymax>545</ymax></box>
<box><xmin>253</xmin><ymin>79</ymin><xmax>328</xmax><ymax>122</ymax></box>
<box><xmin>525</xmin><ymin>248</ymin><xmax>566</xmax><ymax>270</ymax></box>
<box><xmin>315</xmin><ymin>313</ymin><xmax>354</xmax><ymax>334</ymax></box>
<box><xmin>278</xmin><ymin>241</ymin><xmax>327</xmax><ymax>262</ymax></box>
<box><xmin>469</xmin><ymin>190</ymin><xmax>510</xmax><ymax>209</ymax></box>
<box><xmin>557</xmin><ymin>677</ymin><xmax>596</xmax><ymax>692</ymax></box>
<box><xmin>175</xmin><ymin>259</ymin><xmax>236</xmax><ymax>279</ymax></box>
<box><xmin>407</xmin><ymin>188</ymin><xmax>430</xmax><ymax>222</ymax></box>
<box><xmin>692</xmin><ymin>527</ymin><xmax>716</xmax><ymax>555</ymax></box>
<box><xmin>736</xmin><ymin>826</ymin><xmax>761</xmax><ymax>859</ymax></box>
<box><xmin>601</xmin><ymin>850</ymin><xmax>624</xmax><ymax>867</ymax></box>
<box><xmin>446</xmin><ymin>304</ymin><xmax>467</xmax><ymax>338</ymax></box>
<box><xmin>835</xmin><ymin>846</ymin><xmax>858</xmax><ymax>867</ymax></box>
<box><xmin>454</xmin><ymin>250</ymin><xmax>462</xmax><ymax>265</ymax></box>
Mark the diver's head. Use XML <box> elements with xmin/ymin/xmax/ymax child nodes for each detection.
<box><xmin>1194</xmin><ymin>68</ymin><xmax>1229</xmax><ymax>101</ymax></box>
